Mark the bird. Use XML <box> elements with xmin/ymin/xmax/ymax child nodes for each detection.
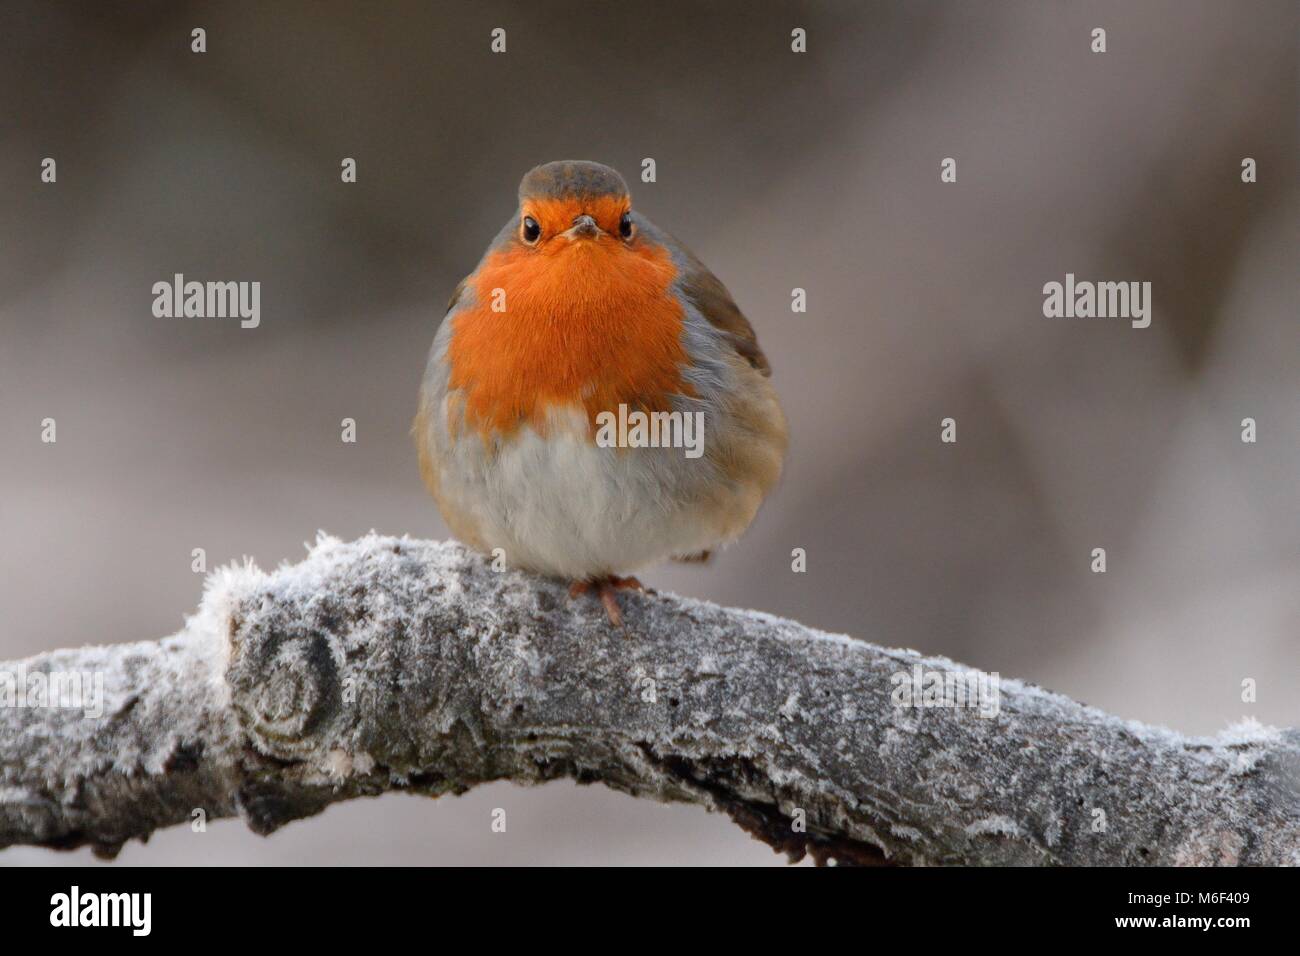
<box><xmin>415</xmin><ymin>160</ymin><xmax>786</xmax><ymax>626</ymax></box>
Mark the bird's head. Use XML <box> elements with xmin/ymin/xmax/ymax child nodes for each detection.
<box><xmin>514</xmin><ymin>161</ymin><xmax>637</xmax><ymax>254</ymax></box>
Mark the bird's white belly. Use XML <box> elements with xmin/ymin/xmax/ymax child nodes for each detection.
<box><xmin>435</xmin><ymin>404</ymin><xmax>723</xmax><ymax>579</ymax></box>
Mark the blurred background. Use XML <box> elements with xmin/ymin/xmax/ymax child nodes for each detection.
<box><xmin>1</xmin><ymin>0</ymin><xmax>1296</xmax><ymax>865</ymax></box>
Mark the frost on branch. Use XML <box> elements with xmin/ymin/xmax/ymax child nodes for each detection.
<box><xmin>1</xmin><ymin>534</ymin><xmax>1297</xmax><ymax>864</ymax></box>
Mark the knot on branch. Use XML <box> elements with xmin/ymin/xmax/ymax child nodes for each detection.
<box><xmin>229</xmin><ymin>628</ymin><xmax>341</xmax><ymax>760</ymax></box>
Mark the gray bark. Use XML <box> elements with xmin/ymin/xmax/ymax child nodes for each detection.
<box><xmin>2</xmin><ymin>535</ymin><xmax>1297</xmax><ymax>864</ymax></box>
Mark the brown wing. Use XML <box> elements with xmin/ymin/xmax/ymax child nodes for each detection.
<box><xmin>445</xmin><ymin>276</ymin><xmax>469</xmax><ymax>315</ymax></box>
<box><xmin>671</xmin><ymin>243</ymin><xmax>772</xmax><ymax>377</ymax></box>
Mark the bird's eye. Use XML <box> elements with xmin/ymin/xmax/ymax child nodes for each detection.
<box><xmin>619</xmin><ymin>212</ymin><xmax>633</xmax><ymax>239</ymax></box>
<box><xmin>522</xmin><ymin>216</ymin><xmax>541</xmax><ymax>243</ymax></box>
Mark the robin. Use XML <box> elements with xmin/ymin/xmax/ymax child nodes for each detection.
<box><xmin>415</xmin><ymin>160</ymin><xmax>786</xmax><ymax>626</ymax></box>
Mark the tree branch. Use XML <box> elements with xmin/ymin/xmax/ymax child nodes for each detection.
<box><xmin>2</xmin><ymin>535</ymin><xmax>1296</xmax><ymax>864</ymax></box>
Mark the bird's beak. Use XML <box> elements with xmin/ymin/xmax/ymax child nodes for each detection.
<box><xmin>562</xmin><ymin>214</ymin><xmax>603</xmax><ymax>240</ymax></box>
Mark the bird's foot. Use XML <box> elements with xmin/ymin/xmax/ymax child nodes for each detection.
<box><xmin>673</xmin><ymin>550</ymin><xmax>712</xmax><ymax>564</ymax></box>
<box><xmin>568</xmin><ymin>576</ymin><xmax>644</xmax><ymax>628</ymax></box>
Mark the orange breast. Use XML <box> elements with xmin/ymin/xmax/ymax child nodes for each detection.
<box><xmin>447</xmin><ymin>232</ymin><xmax>690</xmax><ymax>440</ymax></box>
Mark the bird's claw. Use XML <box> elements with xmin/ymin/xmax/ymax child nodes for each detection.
<box><xmin>569</xmin><ymin>576</ymin><xmax>645</xmax><ymax>628</ymax></box>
